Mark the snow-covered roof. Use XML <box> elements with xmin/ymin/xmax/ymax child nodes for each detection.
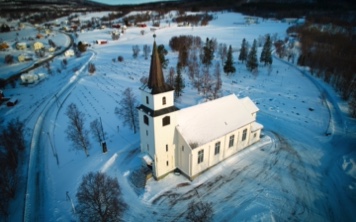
<box><xmin>176</xmin><ymin>94</ymin><xmax>258</xmax><ymax>147</ymax></box>
<box><xmin>241</xmin><ymin>97</ymin><xmax>259</xmax><ymax>113</ymax></box>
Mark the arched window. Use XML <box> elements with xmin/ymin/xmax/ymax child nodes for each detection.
<box><xmin>162</xmin><ymin>116</ymin><xmax>170</xmax><ymax>126</ymax></box>
<box><xmin>162</xmin><ymin>97</ymin><xmax>166</xmax><ymax>105</ymax></box>
<box><xmin>144</xmin><ymin>115</ymin><xmax>149</xmax><ymax>125</ymax></box>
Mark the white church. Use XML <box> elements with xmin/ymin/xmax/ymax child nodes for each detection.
<box><xmin>138</xmin><ymin>41</ymin><xmax>263</xmax><ymax>180</ymax></box>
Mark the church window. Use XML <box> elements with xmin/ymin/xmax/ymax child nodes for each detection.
<box><xmin>229</xmin><ymin>135</ymin><xmax>235</xmax><ymax>148</ymax></box>
<box><xmin>182</xmin><ymin>146</ymin><xmax>184</xmax><ymax>151</ymax></box>
<box><xmin>162</xmin><ymin>97</ymin><xmax>166</xmax><ymax>105</ymax></box>
<box><xmin>166</xmin><ymin>145</ymin><xmax>168</xmax><ymax>152</ymax></box>
<box><xmin>147</xmin><ymin>144</ymin><xmax>149</xmax><ymax>151</ymax></box>
<box><xmin>214</xmin><ymin>141</ymin><xmax>220</xmax><ymax>155</ymax></box>
<box><xmin>198</xmin><ymin>150</ymin><xmax>204</xmax><ymax>164</ymax></box>
<box><xmin>146</xmin><ymin>130</ymin><xmax>148</xmax><ymax>136</ymax></box>
<box><xmin>162</xmin><ymin>116</ymin><xmax>170</xmax><ymax>126</ymax></box>
<box><xmin>146</xmin><ymin>96</ymin><xmax>149</xmax><ymax>104</ymax></box>
<box><xmin>144</xmin><ymin>115</ymin><xmax>149</xmax><ymax>125</ymax></box>
<box><xmin>254</xmin><ymin>133</ymin><xmax>256</xmax><ymax>138</ymax></box>
<box><xmin>166</xmin><ymin>161</ymin><xmax>169</xmax><ymax>166</ymax></box>
<box><xmin>242</xmin><ymin>129</ymin><xmax>247</xmax><ymax>141</ymax></box>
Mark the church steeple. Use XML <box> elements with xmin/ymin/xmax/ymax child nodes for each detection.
<box><xmin>147</xmin><ymin>38</ymin><xmax>173</xmax><ymax>94</ymax></box>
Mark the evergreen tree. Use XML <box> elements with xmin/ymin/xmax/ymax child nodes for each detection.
<box><xmin>201</xmin><ymin>38</ymin><xmax>214</xmax><ymax>66</ymax></box>
<box><xmin>238</xmin><ymin>38</ymin><xmax>248</xmax><ymax>63</ymax></box>
<box><xmin>260</xmin><ymin>34</ymin><xmax>273</xmax><ymax>66</ymax></box>
<box><xmin>246</xmin><ymin>39</ymin><xmax>258</xmax><ymax>72</ymax></box>
<box><xmin>174</xmin><ymin>63</ymin><xmax>185</xmax><ymax>98</ymax></box>
<box><xmin>223</xmin><ymin>45</ymin><xmax>236</xmax><ymax>75</ymax></box>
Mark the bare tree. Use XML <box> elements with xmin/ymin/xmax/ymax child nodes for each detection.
<box><xmin>201</xmin><ymin>66</ymin><xmax>213</xmax><ymax>98</ymax></box>
<box><xmin>90</xmin><ymin>119</ymin><xmax>105</xmax><ymax>146</ymax></box>
<box><xmin>218</xmin><ymin>43</ymin><xmax>227</xmax><ymax>63</ymax></box>
<box><xmin>143</xmin><ymin>44</ymin><xmax>151</xmax><ymax>60</ymax></box>
<box><xmin>65</xmin><ymin>103</ymin><xmax>90</xmax><ymax>157</ymax></box>
<box><xmin>132</xmin><ymin>45</ymin><xmax>140</xmax><ymax>58</ymax></box>
<box><xmin>76</xmin><ymin>172</ymin><xmax>127</xmax><ymax>222</ymax></box>
<box><xmin>166</xmin><ymin>66</ymin><xmax>175</xmax><ymax>86</ymax></box>
<box><xmin>115</xmin><ymin>88</ymin><xmax>139</xmax><ymax>134</ymax></box>
<box><xmin>213</xmin><ymin>62</ymin><xmax>222</xmax><ymax>99</ymax></box>
<box><xmin>186</xmin><ymin>200</ymin><xmax>213</xmax><ymax>222</ymax></box>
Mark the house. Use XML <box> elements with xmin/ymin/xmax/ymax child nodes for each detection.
<box><xmin>138</xmin><ymin>41</ymin><xmax>263</xmax><ymax>180</ymax></box>
<box><xmin>64</xmin><ymin>49</ymin><xmax>74</xmax><ymax>57</ymax></box>
<box><xmin>16</xmin><ymin>42</ymin><xmax>27</xmax><ymax>50</ymax></box>
<box><xmin>18</xmin><ymin>54</ymin><xmax>32</xmax><ymax>62</ymax></box>
<box><xmin>96</xmin><ymin>40</ymin><xmax>108</xmax><ymax>45</ymax></box>
<box><xmin>33</xmin><ymin>42</ymin><xmax>44</xmax><ymax>51</ymax></box>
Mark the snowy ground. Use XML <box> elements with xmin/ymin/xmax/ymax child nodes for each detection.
<box><xmin>1</xmin><ymin>11</ymin><xmax>355</xmax><ymax>222</ymax></box>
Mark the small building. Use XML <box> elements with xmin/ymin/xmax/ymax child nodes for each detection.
<box><xmin>18</xmin><ymin>54</ymin><xmax>32</xmax><ymax>62</ymax></box>
<box><xmin>138</xmin><ymin>41</ymin><xmax>263</xmax><ymax>180</ymax></box>
<box><xmin>21</xmin><ymin>73</ymin><xmax>39</xmax><ymax>84</ymax></box>
<box><xmin>16</xmin><ymin>42</ymin><xmax>27</xmax><ymax>50</ymax></box>
<box><xmin>96</xmin><ymin>40</ymin><xmax>108</xmax><ymax>45</ymax></box>
<box><xmin>64</xmin><ymin>49</ymin><xmax>74</xmax><ymax>57</ymax></box>
<box><xmin>33</xmin><ymin>42</ymin><xmax>44</xmax><ymax>51</ymax></box>
<box><xmin>7</xmin><ymin>98</ymin><xmax>18</xmax><ymax>107</ymax></box>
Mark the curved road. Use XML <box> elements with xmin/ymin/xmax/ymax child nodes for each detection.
<box><xmin>23</xmin><ymin>50</ymin><xmax>96</xmax><ymax>222</ymax></box>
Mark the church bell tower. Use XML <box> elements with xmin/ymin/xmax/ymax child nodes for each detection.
<box><xmin>137</xmin><ymin>37</ymin><xmax>179</xmax><ymax>179</ymax></box>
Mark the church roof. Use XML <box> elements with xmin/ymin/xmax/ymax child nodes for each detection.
<box><xmin>146</xmin><ymin>41</ymin><xmax>173</xmax><ymax>94</ymax></box>
<box><xmin>176</xmin><ymin>94</ymin><xmax>259</xmax><ymax>147</ymax></box>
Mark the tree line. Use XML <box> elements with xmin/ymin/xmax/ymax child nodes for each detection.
<box><xmin>288</xmin><ymin>23</ymin><xmax>356</xmax><ymax>117</ymax></box>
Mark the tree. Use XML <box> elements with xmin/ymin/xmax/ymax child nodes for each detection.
<box><xmin>201</xmin><ymin>66</ymin><xmax>213</xmax><ymax>97</ymax></box>
<box><xmin>178</xmin><ymin>45</ymin><xmax>188</xmax><ymax>68</ymax></box>
<box><xmin>143</xmin><ymin>44</ymin><xmax>151</xmax><ymax>60</ymax></box>
<box><xmin>186</xmin><ymin>200</ymin><xmax>213</xmax><ymax>222</ymax></box>
<box><xmin>78</xmin><ymin>41</ymin><xmax>87</xmax><ymax>52</ymax></box>
<box><xmin>132</xmin><ymin>45</ymin><xmax>140</xmax><ymax>58</ymax></box>
<box><xmin>157</xmin><ymin>44</ymin><xmax>169</xmax><ymax>69</ymax></box>
<box><xmin>0</xmin><ymin>118</ymin><xmax>25</xmax><ymax>218</ymax></box>
<box><xmin>5</xmin><ymin>55</ymin><xmax>13</xmax><ymax>64</ymax></box>
<box><xmin>90</xmin><ymin>119</ymin><xmax>105</xmax><ymax>146</ymax></box>
<box><xmin>223</xmin><ymin>45</ymin><xmax>236</xmax><ymax>75</ymax></box>
<box><xmin>166</xmin><ymin>66</ymin><xmax>175</xmax><ymax>86</ymax></box>
<box><xmin>246</xmin><ymin>39</ymin><xmax>258</xmax><ymax>72</ymax></box>
<box><xmin>174</xmin><ymin>63</ymin><xmax>185</xmax><ymax>98</ymax></box>
<box><xmin>76</xmin><ymin>172</ymin><xmax>127</xmax><ymax>222</ymax></box>
<box><xmin>260</xmin><ymin>34</ymin><xmax>273</xmax><ymax>66</ymax></box>
<box><xmin>65</xmin><ymin>103</ymin><xmax>90</xmax><ymax>157</ymax></box>
<box><xmin>88</xmin><ymin>63</ymin><xmax>96</xmax><ymax>74</ymax></box>
<box><xmin>238</xmin><ymin>38</ymin><xmax>248</xmax><ymax>63</ymax></box>
<box><xmin>115</xmin><ymin>88</ymin><xmax>139</xmax><ymax>134</ymax></box>
<box><xmin>349</xmin><ymin>91</ymin><xmax>356</xmax><ymax>118</ymax></box>
<box><xmin>213</xmin><ymin>62</ymin><xmax>222</xmax><ymax>99</ymax></box>
<box><xmin>201</xmin><ymin>38</ymin><xmax>214</xmax><ymax>66</ymax></box>
<box><xmin>218</xmin><ymin>43</ymin><xmax>227</xmax><ymax>63</ymax></box>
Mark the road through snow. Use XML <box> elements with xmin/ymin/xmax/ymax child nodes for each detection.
<box><xmin>23</xmin><ymin>51</ymin><xmax>95</xmax><ymax>222</ymax></box>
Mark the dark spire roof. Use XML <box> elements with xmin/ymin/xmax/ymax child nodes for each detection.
<box><xmin>147</xmin><ymin>41</ymin><xmax>173</xmax><ymax>94</ymax></box>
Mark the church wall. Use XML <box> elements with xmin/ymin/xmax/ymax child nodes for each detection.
<box><xmin>152</xmin><ymin>90</ymin><xmax>175</xmax><ymax>110</ymax></box>
<box><xmin>175</xmin><ymin>130</ymin><xmax>191</xmax><ymax>176</ymax></box>
<box><xmin>138</xmin><ymin>110</ymin><xmax>155</xmax><ymax>159</ymax></box>
<box><xmin>140</xmin><ymin>90</ymin><xmax>155</xmax><ymax>111</ymax></box>
<box><xmin>249</xmin><ymin>128</ymin><xmax>261</xmax><ymax>144</ymax></box>
<box><xmin>152</xmin><ymin>112</ymin><xmax>177</xmax><ymax>178</ymax></box>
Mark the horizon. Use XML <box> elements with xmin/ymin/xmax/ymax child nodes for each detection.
<box><xmin>89</xmin><ymin>0</ymin><xmax>177</xmax><ymax>5</ymax></box>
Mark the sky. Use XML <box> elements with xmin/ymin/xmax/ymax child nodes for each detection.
<box><xmin>0</xmin><ymin>10</ymin><xmax>355</xmax><ymax>222</ymax></box>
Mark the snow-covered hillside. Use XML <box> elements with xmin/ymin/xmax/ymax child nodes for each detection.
<box><xmin>1</xmin><ymin>11</ymin><xmax>355</xmax><ymax>222</ymax></box>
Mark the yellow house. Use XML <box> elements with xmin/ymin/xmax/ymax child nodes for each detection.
<box><xmin>33</xmin><ymin>42</ymin><xmax>44</xmax><ymax>51</ymax></box>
